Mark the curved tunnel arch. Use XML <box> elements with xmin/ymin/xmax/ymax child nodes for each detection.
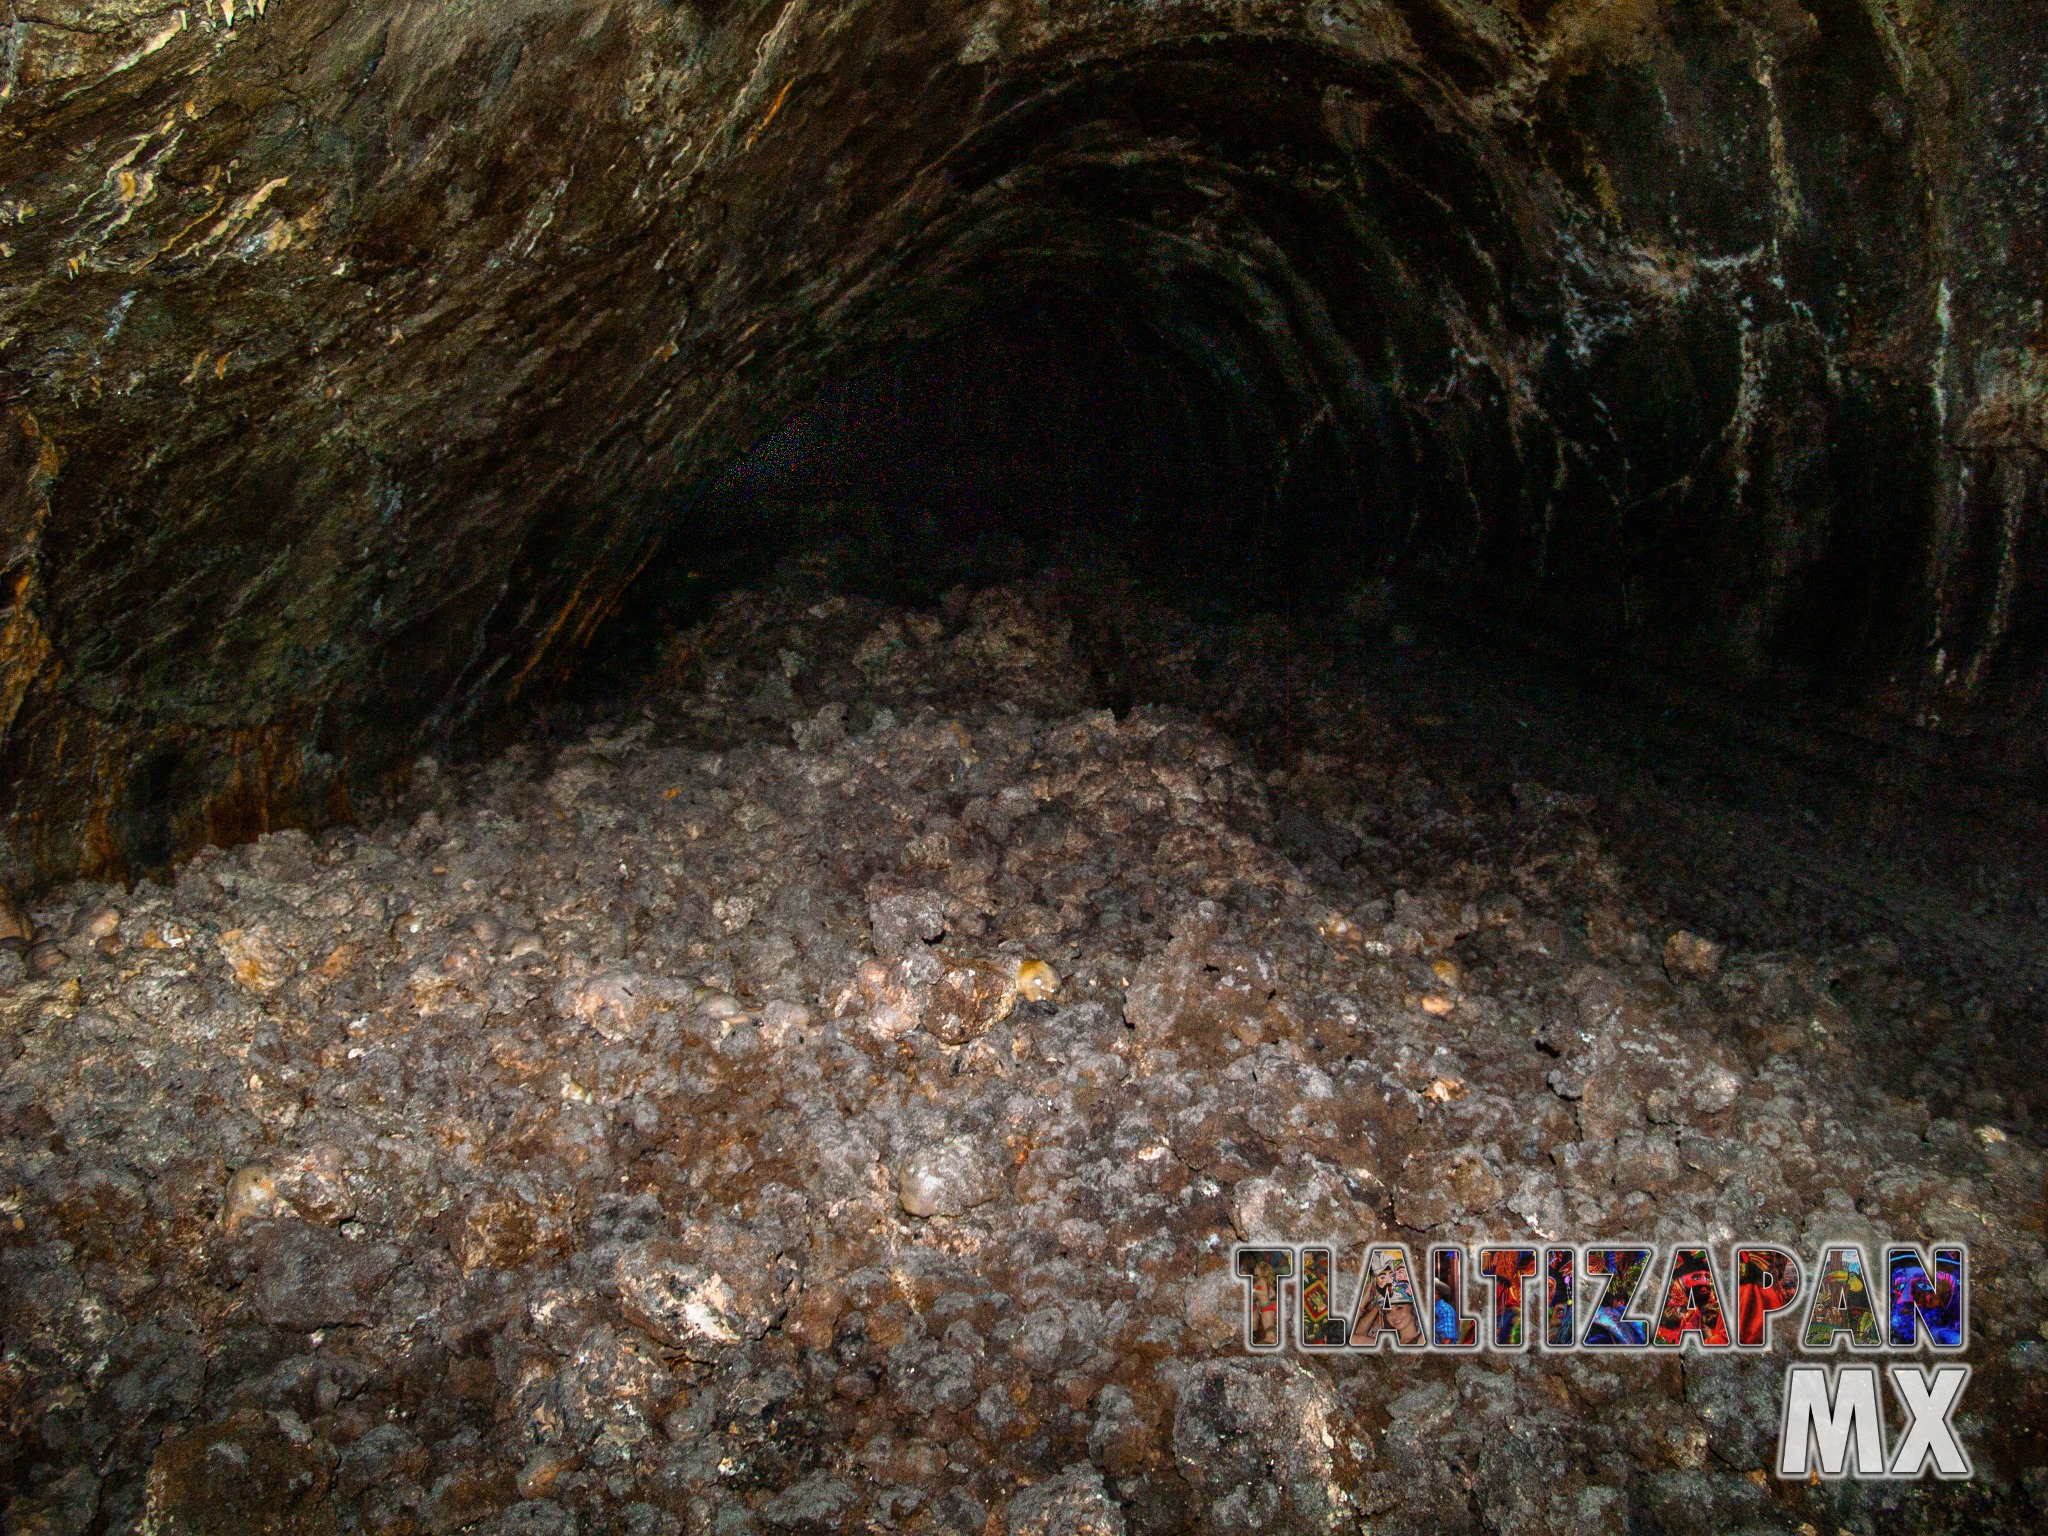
<box><xmin>0</xmin><ymin>0</ymin><xmax>2041</xmax><ymax>884</ymax></box>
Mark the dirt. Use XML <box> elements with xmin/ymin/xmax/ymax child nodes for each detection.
<box><xmin>2</xmin><ymin>572</ymin><xmax>2045</xmax><ymax>1534</ymax></box>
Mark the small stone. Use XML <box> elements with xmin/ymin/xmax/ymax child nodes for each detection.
<box><xmin>1663</xmin><ymin>930</ymin><xmax>1723</xmax><ymax>980</ymax></box>
<box><xmin>507</xmin><ymin>931</ymin><xmax>545</xmax><ymax>959</ymax></box>
<box><xmin>758</xmin><ymin>1475</ymin><xmax>858</xmax><ymax>1533</ymax></box>
<box><xmin>557</xmin><ymin>967</ymin><xmax>659</xmax><ymax>1040</ymax></box>
<box><xmin>516</xmin><ymin>1448</ymin><xmax>580</xmax><ymax>1501</ymax></box>
<box><xmin>274</xmin><ymin>1144</ymin><xmax>353</xmax><ymax>1225</ymax></box>
<box><xmin>220</xmin><ymin>1165</ymin><xmax>287</xmax><ymax>1231</ymax></box>
<box><xmin>26</xmin><ymin>940</ymin><xmax>67</xmax><ymax>979</ymax></box>
<box><xmin>1086</xmin><ymin>1384</ymin><xmax>1151</xmax><ymax>1476</ymax></box>
<box><xmin>1005</xmin><ymin>1462</ymin><xmax>1126</xmax><ymax>1536</ymax></box>
<box><xmin>1231</xmin><ymin>1162</ymin><xmax>1366</xmax><ymax>1241</ymax></box>
<box><xmin>219</xmin><ymin>926</ymin><xmax>291</xmax><ymax>992</ymax></box>
<box><xmin>71</xmin><ymin>904</ymin><xmax>120</xmax><ymax>942</ymax></box>
<box><xmin>925</xmin><ymin>956</ymin><xmax>1017</xmax><ymax>1044</ymax></box>
<box><xmin>758</xmin><ymin>999</ymin><xmax>813</xmax><ymax>1047</ymax></box>
<box><xmin>614</xmin><ymin>1229</ymin><xmax>796</xmax><ymax>1360</ymax></box>
<box><xmin>1014</xmin><ymin>957</ymin><xmax>1061</xmax><ymax>1003</ymax></box>
<box><xmin>1577</xmin><ymin>1069</ymin><xmax>1643</xmax><ymax>1141</ymax></box>
<box><xmin>693</xmin><ymin>989</ymin><xmax>750</xmax><ymax>1021</ymax></box>
<box><xmin>1691</xmin><ymin>1065</ymin><xmax>1742</xmax><ymax>1115</ymax></box>
<box><xmin>869</xmin><ymin>889</ymin><xmax>948</xmax><ymax>958</ymax></box>
<box><xmin>899</xmin><ymin>1134</ymin><xmax>1005</xmax><ymax>1217</ymax></box>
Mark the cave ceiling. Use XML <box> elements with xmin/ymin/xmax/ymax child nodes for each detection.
<box><xmin>2</xmin><ymin>0</ymin><xmax>2044</xmax><ymax>885</ymax></box>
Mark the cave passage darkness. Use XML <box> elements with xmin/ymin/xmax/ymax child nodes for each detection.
<box><xmin>630</xmin><ymin>287</ymin><xmax>1386</xmax><ymax>621</ymax></box>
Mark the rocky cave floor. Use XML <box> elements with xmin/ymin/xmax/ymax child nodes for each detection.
<box><xmin>3</xmin><ymin>569</ymin><xmax>2046</xmax><ymax>1536</ymax></box>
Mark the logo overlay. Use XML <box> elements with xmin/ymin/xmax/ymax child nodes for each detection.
<box><xmin>1233</xmin><ymin>1239</ymin><xmax>1970</xmax><ymax>1481</ymax></box>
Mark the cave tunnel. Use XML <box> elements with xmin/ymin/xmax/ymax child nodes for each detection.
<box><xmin>4</xmin><ymin>3</ymin><xmax>2048</xmax><ymax>1532</ymax></box>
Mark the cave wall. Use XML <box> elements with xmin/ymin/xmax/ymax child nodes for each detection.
<box><xmin>2</xmin><ymin>0</ymin><xmax>2044</xmax><ymax>886</ymax></box>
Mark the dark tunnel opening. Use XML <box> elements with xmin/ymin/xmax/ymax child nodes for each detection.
<box><xmin>606</xmin><ymin>284</ymin><xmax>1394</xmax><ymax>648</ymax></box>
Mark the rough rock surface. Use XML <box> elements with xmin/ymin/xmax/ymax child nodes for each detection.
<box><xmin>2</xmin><ymin>583</ymin><xmax>2044</xmax><ymax>1532</ymax></box>
<box><xmin>5</xmin><ymin>0</ymin><xmax>2047</xmax><ymax>886</ymax></box>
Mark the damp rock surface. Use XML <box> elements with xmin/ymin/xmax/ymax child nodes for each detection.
<box><xmin>5</xmin><ymin>0</ymin><xmax>2045</xmax><ymax>890</ymax></box>
<box><xmin>2</xmin><ymin>584</ymin><xmax>2044</xmax><ymax>1533</ymax></box>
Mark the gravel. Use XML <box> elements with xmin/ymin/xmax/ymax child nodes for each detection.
<box><xmin>1</xmin><ymin>578</ymin><xmax>2042</xmax><ymax>1533</ymax></box>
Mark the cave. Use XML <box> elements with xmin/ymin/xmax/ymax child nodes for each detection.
<box><xmin>3</xmin><ymin>3</ymin><xmax>2046</xmax><ymax>1532</ymax></box>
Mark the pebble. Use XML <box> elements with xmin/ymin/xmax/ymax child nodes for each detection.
<box><xmin>71</xmin><ymin>905</ymin><xmax>120</xmax><ymax>942</ymax></box>
<box><xmin>1664</xmin><ymin>928</ymin><xmax>1724</xmax><ymax>979</ymax></box>
<box><xmin>899</xmin><ymin>1134</ymin><xmax>1006</xmax><ymax>1217</ymax></box>
<box><xmin>1015</xmin><ymin>957</ymin><xmax>1061</xmax><ymax>1002</ymax></box>
<box><xmin>219</xmin><ymin>1165</ymin><xmax>286</xmax><ymax>1230</ymax></box>
<box><xmin>557</xmin><ymin>966</ymin><xmax>659</xmax><ymax>1040</ymax></box>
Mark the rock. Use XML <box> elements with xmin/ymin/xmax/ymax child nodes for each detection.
<box><xmin>245</xmin><ymin>1223</ymin><xmax>401</xmax><ymax>1331</ymax></box>
<box><xmin>71</xmin><ymin>904</ymin><xmax>120</xmax><ymax>943</ymax></box>
<box><xmin>1664</xmin><ymin>931</ymin><xmax>1724</xmax><ymax>980</ymax></box>
<box><xmin>1172</xmin><ymin>1360</ymin><xmax>1354</xmax><ymax>1533</ymax></box>
<box><xmin>758</xmin><ymin>1474</ymin><xmax>858</xmax><ymax>1532</ymax></box>
<box><xmin>556</xmin><ymin>967</ymin><xmax>664</xmax><ymax>1040</ymax></box>
<box><xmin>0</xmin><ymin>888</ymin><xmax>31</xmax><ymax>947</ymax></box>
<box><xmin>1576</xmin><ymin>1070</ymin><xmax>1644</xmax><ymax>1143</ymax></box>
<box><xmin>924</xmin><ymin>956</ymin><xmax>1018</xmax><ymax>1044</ymax></box>
<box><xmin>26</xmin><ymin>941</ymin><xmax>69</xmax><ymax>979</ymax></box>
<box><xmin>1231</xmin><ymin>1162</ymin><xmax>1367</xmax><ymax>1242</ymax></box>
<box><xmin>3</xmin><ymin>576</ymin><xmax>2044</xmax><ymax>1536</ymax></box>
<box><xmin>758</xmin><ymin>999</ymin><xmax>814</xmax><ymax>1048</ymax></box>
<box><xmin>614</xmin><ymin>1228</ymin><xmax>797</xmax><ymax>1360</ymax></box>
<box><xmin>869</xmin><ymin>890</ymin><xmax>949</xmax><ymax>959</ymax></box>
<box><xmin>792</xmin><ymin>703</ymin><xmax>850</xmax><ymax>753</ymax></box>
<box><xmin>143</xmin><ymin>1409</ymin><xmax>335</xmax><ymax>1536</ymax></box>
<box><xmin>501</xmin><ymin>1501</ymin><xmax>581</xmax><ymax>1536</ymax></box>
<box><xmin>516</xmin><ymin>1450</ymin><xmax>580</xmax><ymax>1502</ymax></box>
<box><xmin>1006</xmin><ymin>1463</ymin><xmax>1126</xmax><ymax>1536</ymax></box>
<box><xmin>219</xmin><ymin>927</ymin><xmax>292</xmax><ymax>993</ymax></box>
<box><xmin>899</xmin><ymin>1135</ymin><xmax>1005</xmax><ymax>1217</ymax></box>
<box><xmin>696</xmin><ymin>989</ymin><xmax>751</xmax><ymax>1020</ymax></box>
<box><xmin>220</xmin><ymin>1165</ymin><xmax>288</xmax><ymax>1231</ymax></box>
<box><xmin>1392</xmin><ymin>1147</ymin><xmax>1505</xmax><ymax>1229</ymax></box>
<box><xmin>1015</xmin><ymin>958</ymin><xmax>1062</xmax><ymax>1003</ymax></box>
<box><xmin>273</xmin><ymin>1146</ymin><xmax>354</xmax><ymax>1227</ymax></box>
<box><xmin>1691</xmin><ymin>1065</ymin><xmax>1743</xmax><ymax>1115</ymax></box>
<box><xmin>452</xmin><ymin>1186</ymin><xmax>574</xmax><ymax>1274</ymax></box>
<box><xmin>1085</xmin><ymin>1385</ymin><xmax>1152</xmax><ymax>1476</ymax></box>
